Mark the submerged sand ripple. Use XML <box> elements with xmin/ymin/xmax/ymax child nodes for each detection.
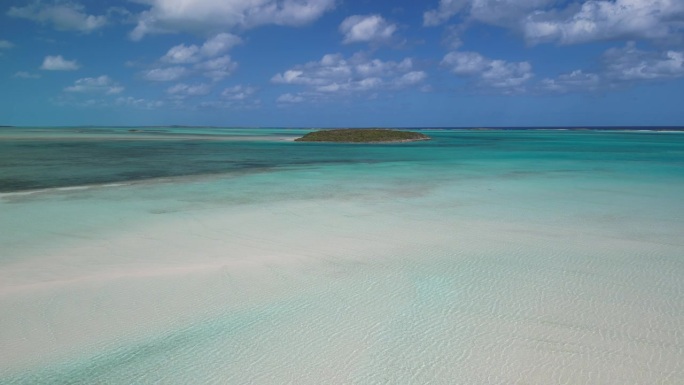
<box><xmin>1</xmin><ymin>189</ymin><xmax>683</xmax><ymax>384</ymax></box>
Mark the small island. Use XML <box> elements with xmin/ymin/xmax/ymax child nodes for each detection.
<box><xmin>295</xmin><ymin>129</ymin><xmax>430</xmax><ymax>143</ymax></box>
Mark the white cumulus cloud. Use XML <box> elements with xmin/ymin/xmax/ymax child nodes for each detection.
<box><xmin>442</xmin><ymin>51</ymin><xmax>488</xmax><ymax>75</ymax></box>
<box><xmin>442</xmin><ymin>51</ymin><xmax>533</xmax><ymax>92</ymax></box>
<box><xmin>167</xmin><ymin>83</ymin><xmax>212</xmax><ymax>97</ymax></box>
<box><xmin>339</xmin><ymin>14</ymin><xmax>397</xmax><ymax>44</ymax></box>
<box><xmin>423</xmin><ymin>0</ymin><xmax>684</xmax><ymax>46</ymax></box>
<box><xmin>41</xmin><ymin>55</ymin><xmax>80</xmax><ymax>70</ymax></box>
<box><xmin>442</xmin><ymin>25</ymin><xmax>464</xmax><ymax>50</ymax></box>
<box><xmin>143</xmin><ymin>66</ymin><xmax>187</xmax><ymax>81</ymax></box>
<box><xmin>162</xmin><ymin>33</ymin><xmax>242</xmax><ymax>64</ymax></box>
<box><xmin>156</xmin><ymin>34</ymin><xmax>242</xmax><ymax>81</ymax></box>
<box><xmin>423</xmin><ymin>0</ymin><xmax>552</xmax><ymax>27</ymax></box>
<box><xmin>195</xmin><ymin>85</ymin><xmax>260</xmax><ymax>109</ymax></box>
<box><xmin>540</xmin><ymin>70</ymin><xmax>601</xmax><ymax>93</ymax></box>
<box><xmin>0</xmin><ymin>40</ymin><xmax>14</xmax><ymax>49</ymax></box>
<box><xmin>116</xmin><ymin>96</ymin><xmax>164</xmax><ymax>109</ymax></box>
<box><xmin>222</xmin><ymin>85</ymin><xmax>258</xmax><ymax>100</ymax></box>
<box><xmin>539</xmin><ymin>42</ymin><xmax>684</xmax><ymax>93</ymax></box>
<box><xmin>394</xmin><ymin>71</ymin><xmax>428</xmax><ymax>87</ymax></box>
<box><xmin>603</xmin><ymin>42</ymin><xmax>684</xmax><ymax>81</ymax></box>
<box><xmin>162</xmin><ymin>44</ymin><xmax>201</xmax><ymax>64</ymax></box>
<box><xmin>194</xmin><ymin>55</ymin><xmax>238</xmax><ymax>81</ymax></box>
<box><xmin>423</xmin><ymin>0</ymin><xmax>469</xmax><ymax>26</ymax></box>
<box><xmin>64</xmin><ymin>75</ymin><xmax>124</xmax><ymax>94</ymax></box>
<box><xmin>277</xmin><ymin>93</ymin><xmax>305</xmax><ymax>103</ymax></box>
<box><xmin>14</xmin><ymin>71</ymin><xmax>42</xmax><ymax>79</ymax></box>
<box><xmin>200</xmin><ymin>33</ymin><xmax>242</xmax><ymax>57</ymax></box>
<box><xmin>130</xmin><ymin>0</ymin><xmax>336</xmax><ymax>40</ymax></box>
<box><xmin>468</xmin><ymin>0</ymin><xmax>554</xmax><ymax>28</ymax></box>
<box><xmin>7</xmin><ymin>1</ymin><xmax>107</xmax><ymax>33</ymax></box>
<box><xmin>272</xmin><ymin>53</ymin><xmax>425</xmax><ymax>97</ymax></box>
<box><xmin>524</xmin><ymin>0</ymin><xmax>684</xmax><ymax>45</ymax></box>
<box><xmin>423</xmin><ymin>0</ymin><xmax>563</xmax><ymax>29</ymax></box>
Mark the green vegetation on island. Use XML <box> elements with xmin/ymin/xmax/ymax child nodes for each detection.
<box><xmin>295</xmin><ymin>129</ymin><xmax>430</xmax><ymax>143</ymax></box>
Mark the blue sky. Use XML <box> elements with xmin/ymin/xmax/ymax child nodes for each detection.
<box><xmin>1</xmin><ymin>0</ymin><xmax>683</xmax><ymax>127</ymax></box>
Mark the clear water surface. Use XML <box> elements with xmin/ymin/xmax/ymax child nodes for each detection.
<box><xmin>1</xmin><ymin>127</ymin><xmax>683</xmax><ymax>384</ymax></box>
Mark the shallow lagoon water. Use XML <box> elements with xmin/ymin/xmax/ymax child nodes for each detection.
<box><xmin>1</xmin><ymin>128</ymin><xmax>683</xmax><ymax>384</ymax></box>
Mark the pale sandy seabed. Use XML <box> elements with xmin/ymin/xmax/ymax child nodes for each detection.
<box><xmin>1</xmin><ymin>132</ymin><xmax>683</xmax><ymax>384</ymax></box>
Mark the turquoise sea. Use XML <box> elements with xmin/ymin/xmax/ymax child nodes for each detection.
<box><xmin>1</xmin><ymin>127</ymin><xmax>683</xmax><ymax>384</ymax></box>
